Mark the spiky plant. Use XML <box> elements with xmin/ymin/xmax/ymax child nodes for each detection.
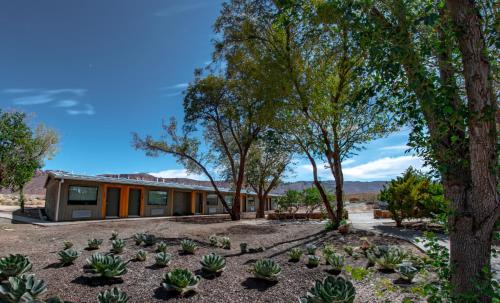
<box><xmin>376</xmin><ymin>246</ymin><xmax>408</xmax><ymax>271</ymax></box>
<box><xmin>396</xmin><ymin>262</ymin><xmax>418</xmax><ymax>283</ymax></box>
<box><xmin>111</xmin><ymin>239</ymin><xmax>125</xmax><ymax>254</ymax></box>
<box><xmin>133</xmin><ymin>233</ymin><xmax>144</xmax><ymax>245</ymax></box>
<box><xmin>58</xmin><ymin>249</ymin><xmax>80</xmax><ymax>265</ymax></box>
<box><xmin>161</xmin><ymin>268</ymin><xmax>201</xmax><ymax>296</ymax></box>
<box><xmin>288</xmin><ymin>248</ymin><xmax>303</xmax><ymax>262</ymax></box>
<box><xmin>240</xmin><ymin>242</ymin><xmax>248</xmax><ymax>253</ymax></box>
<box><xmin>155</xmin><ymin>252</ymin><xmax>172</xmax><ymax>267</ymax></box>
<box><xmin>87</xmin><ymin>239</ymin><xmax>103</xmax><ymax>250</ymax></box>
<box><xmin>0</xmin><ymin>274</ymin><xmax>47</xmax><ymax>303</ymax></box>
<box><xmin>142</xmin><ymin>234</ymin><xmax>156</xmax><ymax>246</ymax></box>
<box><xmin>251</xmin><ymin>259</ymin><xmax>281</xmax><ymax>282</ymax></box>
<box><xmin>322</xmin><ymin>245</ymin><xmax>336</xmax><ymax>259</ymax></box>
<box><xmin>134</xmin><ymin>250</ymin><xmax>147</xmax><ymax>262</ymax></box>
<box><xmin>208</xmin><ymin>235</ymin><xmax>219</xmax><ymax>247</ymax></box>
<box><xmin>0</xmin><ymin>254</ymin><xmax>32</xmax><ymax>280</ymax></box>
<box><xmin>219</xmin><ymin>237</ymin><xmax>231</xmax><ymax>249</ymax></box>
<box><xmin>63</xmin><ymin>241</ymin><xmax>73</xmax><ymax>250</ymax></box>
<box><xmin>306</xmin><ymin>244</ymin><xmax>317</xmax><ymax>255</ymax></box>
<box><xmin>157</xmin><ymin>241</ymin><xmax>167</xmax><ymax>253</ymax></box>
<box><xmin>307</xmin><ymin>255</ymin><xmax>320</xmax><ymax>267</ymax></box>
<box><xmin>98</xmin><ymin>287</ymin><xmax>129</xmax><ymax>303</ymax></box>
<box><xmin>343</xmin><ymin>246</ymin><xmax>354</xmax><ymax>256</ymax></box>
<box><xmin>299</xmin><ymin>275</ymin><xmax>355</xmax><ymax>303</ymax></box>
<box><xmin>110</xmin><ymin>231</ymin><xmax>119</xmax><ymax>240</ymax></box>
<box><xmin>180</xmin><ymin>239</ymin><xmax>197</xmax><ymax>254</ymax></box>
<box><xmin>326</xmin><ymin>253</ymin><xmax>345</xmax><ymax>272</ymax></box>
<box><xmin>200</xmin><ymin>254</ymin><xmax>226</xmax><ymax>274</ymax></box>
<box><xmin>86</xmin><ymin>253</ymin><xmax>127</xmax><ymax>278</ymax></box>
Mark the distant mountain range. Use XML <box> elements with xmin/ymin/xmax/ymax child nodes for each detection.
<box><xmin>0</xmin><ymin>171</ymin><xmax>386</xmax><ymax>196</ymax></box>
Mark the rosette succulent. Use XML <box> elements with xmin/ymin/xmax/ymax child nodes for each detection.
<box><xmin>98</xmin><ymin>287</ymin><xmax>129</xmax><ymax>303</ymax></box>
<box><xmin>58</xmin><ymin>249</ymin><xmax>80</xmax><ymax>265</ymax></box>
<box><xmin>133</xmin><ymin>233</ymin><xmax>144</xmax><ymax>245</ymax></box>
<box><xmin>86</xmin><ymin>253</ymin><xmax>127</xmax><ymax>278</ymax></box>
<box><xmin>220</xmin><ymin>237</ymin><xmax>231</xmax><ymax>249</ymax></box>
<box><xmin>299</xmin><ymin>275</ymin><xmax>355</xmax><ymax>303</ymax></box>
<box><xmin>200</xmin><ymin>254</ymin><xmax>226</xmax><ymax>274</ymax></box>
<box><xmin>326</xmin><ymin>253</ymin><xmax>344</xmax><ymax>273</ymax></box>
<box><xmin>396</xmin><ymin>262</ymin><xmax>418</xmax><ymax>282</ymax></box>
<box><xmin>288</xmin><ymin>248</ymin><xmax>303</xmax><ymax>262</ymax></box>
<box><xmin>155</xmin><ymin>252</ymin><xmax>172</xmax><ymax>267</ymax></box>
<box><xmin>306</xmin><ymin>244</ymin><xmax>317</xmax><ymax>255</ymax></box>
<box><xmin>180</xmin><ymin>239</ymin><xmax>197</xmax><ymax>254</ymax></box>
<box><xmin>376</xmin><ymin>246</ymin><xmax>408</xmax><ymax>271</ymax></box>
<box><xmin>142</xmin><ymin>234</ymin><xmax>156</xmax><ymax>246</ymax></box>
<box><xmin>307</xmin><ymin>255</ymin><xmax>320</xmax><ymax>267</ymax></box>
<box><xmin>0</xmin><ymin>254</ymin><xmax>32</xmax><ymax>280</ymax></box>
<box><xmin>161</xmin><ymin>268</ymin><xmax>201</xmax><ymax>295</ymax></box>
<box><xmin>0</xmin><ymin>274</ymin><xmax>47</xmax><ymax>302</ymax></box>
<box><xmin>134</xmin><ymin>250</ymin><xmax>147</xmax><ymax>262</ymax></box>
<box><xmin>157</xmin><ymin>241</ymin><xmax>167</xmax><ymax>253</ymax></box>
<box><xmin>208</xmin><ymin>235</ymin><xmax>219</xmax><ymax>247</ymax></box>
<box><xmin>110</xmin><ymin>231</ymin><xmax>119</xmax><ymax>240</ymax></box>
<box><xmin>111</xmin><ymin>239</ymin><xmax>125</xmax><ymax>254</ymax></box>
<box><xmin>87</xmin><ymin>239</ymin><xmax>103</xmax><ymax>250</ymax></box>
<box><xmin>251</xmin><ymin>259</ymin><xmax>281</xmax><ymax>282</ymax></box>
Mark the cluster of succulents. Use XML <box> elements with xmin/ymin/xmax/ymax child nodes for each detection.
<box><xmin>306</xmin><ymin>244</ymin><xmax>317</xmax><ymax>255</ymax></box>
<box><xmin>326</xmin><ymin>253</ymin><xmax>345</xmax><ymax>274</ymax></box>
<box><xmin>98</xmin><ymin>287</ymin><xmax>129</xmax><ymax>303</ymax></box>
<box><xmin>251</xmin><ymin>259</ymin><xmax>282</xmax><ymax>282</ymax></box>
<box><xmin>110</xmin><ymin>231</ymin><xmax>119</xmax><ymax>240</ymax></box>
<box><xmin>0</xmin><ymin>254</ymin><xmax>32</xmax><ymax>279</ymax></box>
<box><xmin>133</xmin><ymin>233</ymin><xmax>145</xmax><ymax>245</ymax></box>
<box><xmin>200</xmin><ymin>254</ymin><xmax>226</xmax><ymax>274</ymax></box>
<box><xmin>134</xmin><ymin>250</ymin><xmax>147</xmax><ymax>262</ymax></box>
<box><xmin>0</xmin><ymin>274</ymin><xmax>47</xmax><ymax>302</ymax></box>
<box><xmin>155</xmin><ymin>252</ymin><xmax>172</xmax><ymax>267</ymax></box>
<box><xmin>58</xmin><ymin>249</ymin><xmax>80</xmax><ymax>265</ymax></box>
<box><xmin>180</xmin><ymin>239</ymin><xmax>198</xmax><ymax>254</ymax></box>
<box><xmin>63</xmin><ymin>241</ymin><xmax>73</xmax><ymax>250</ymax></box>
<box><xmin>111</xmin><ymin>239</ymin><xmax>125</xmax><ymax>254</ymax></box>
<box><xmin>86</xmin><ymin>253</ymin><xmax>127</xmax><ymax>278</ymax></box>
<box><xmin>219</xmin><ymin>237</ymin><xmax>231</xmax><ymax>249</ymax></box>
<box><xmin>288</xmin><ymin>248</ymin><xmax>303</xmax><ymax>262</ymax></box>
<box><xmin>307</xmin><ymin>255</ymin><xmax>321</xmax><ymax>267</ymax></box>
<box><xmin>207</xmin><ymin>235</ymin><xmax>231</xmax><ymax>249</ymax></box>
<box><xmin>300</xmin><ymin>275</ymin><xmax>355</xmax><ymax>303</ymax></box>
<box><xmin>87</xmin><ymin>239</ymin><xmax>104</xmax><ymax>250</ymax></box>
<box><xmin>374</xmin><ymin>246</ymin><xmax>408</xmax><ymax>271</ymax></box>
<box><xmin>395</xmin><ymin>262</ymin><xmax>418</xmax><ymax>283</ymax></box>
<box><xmin>162</xmin><ymin>268</ymin><xmax>201</xmax><ymax>296</ymax></box>
<box><xmin>142</xmin><ymin>234</ymin><xmax>156</xmax><ymax>246</ymax></box>
<box><xmin>208</xmin><ymin>235</ymin><xmax>219</xmax><ymax>247</ymax></box>
<box><xmin>157</xmin><ymin>241</ymin><xmax>168</xmax><ymax>253</ymax></box>
<box><xmin>240</xmin><ymin>242</ymin><xmax>248</xmax><ymax>253</ymax></box>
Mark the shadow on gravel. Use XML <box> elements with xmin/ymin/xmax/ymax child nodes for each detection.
<box><xmin>70</xmin><ymin>276</ymin><xmax>124</xmax><ymax>287</ymax></box>
<box><xmin>153</xmin><ymin>287</ymin><xmax>196</xmax><ymax>300</ymax></box>
<box><xmin>241</xmin><ymin>277</ymin><xmax>277</xmax><ymax>291</ymax></box>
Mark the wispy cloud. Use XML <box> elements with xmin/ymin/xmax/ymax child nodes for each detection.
<box><xmin>164</xmin><ymin>83</ymin><xmax>188</xmax><ymax>90</ymax></box>
<box><xmin>154</xmin><ymin>2</ymin><xmax>212</xmax><ymax>17</ymax></box>
<box><xmin>150</xmin><ymin>169</ymin><xmax>206</xmax><ymax>180</ymax></box>
<box><xmin>54</xmin><ymin>99</ymin><xmax>79</xmax><ymax>108</ymax></box>
<box><xmin>342</xmin><ymin>156</ymin><xmax>426</xmax><ymax>180</ymax></box>
<box><xmin>67</xmin><ymin>104</ymin><xmax>95</xmax><ymax>116</ymax></box>
<box><xmin>379</xmin><ymin>144</ymin><xmax>409</xmax><ymax>151</ymax></box>
<box><xmin>12</xmin><ymin>94</ymin><xmax>53</xmax><ymax>105</ymax></box>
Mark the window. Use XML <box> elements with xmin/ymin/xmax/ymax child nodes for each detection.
<box><xmin>68</xmin><ymin>186</ymin><xmax>98</xmax><ymax>205</ymax></box>
<box><xmin>148</xmin><ymin>190</ymin><xmax>168</xmax><ymax>205</ymax></box>
<box><xmin>225</xmin><ymin>196</ymin><xmax>233</xmax><ymax>207</ymax></box>
<box><xmin>206</xmin><ymin>194</ymin><xmax>218</xmax><ymax>206</ymax></box>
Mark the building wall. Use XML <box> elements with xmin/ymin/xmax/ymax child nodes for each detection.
<box><xmin>44</xmin><ymin>179</ymin><xmax>59</xmax><ymax>220</ymax></box>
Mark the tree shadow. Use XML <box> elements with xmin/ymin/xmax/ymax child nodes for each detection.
<box><xmin>70</xmin><ymin>275</ymin><xmax>123</xmax><ymax>287</ymax></box>
<box><xmin>241</xmin><ymin>277</ymin><xmax>278</xmax><ymax>291</ymax></box>
<box><xmin>194</xmin><ymin>269</ymin><xmax>221</xmax><ymax>280</ymax></box>
<box><xmin>146</xmin><ymin>264</ymin><xmax>168</xmax><ymax>270</ymax></box>
<box><xmin>152</xmin><ymin>287</ymin><xmax>196</xmax><ymax>300</ymax></box>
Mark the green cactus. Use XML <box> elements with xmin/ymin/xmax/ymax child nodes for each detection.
<box><xmin>87</xmin><ymin>239</ymin><xmax>103</xmax><ymax>250</ymax></box>
<box><xmin>288</xmin><ymin>248</ymin><xmax>303</xmax><ymax>262</ymax></box>
<box><xmin>251</xmin><ymin>259</ymin><xmax>282</xmax><ymax>282</ymax></box>
<box><xmin>110</xmin><ymin>231</ymin><xmax>119</xmax><ymax>240</ymax></box>
<box><xmin>134</xmin><ymin>250</ymin><xmax>147</xmax><ymax>262</ymax></box>
<box><xmin>326</xmin><ymin>253</ymin><xmax>344</xmax><ymax>272</ymax></box>
<box><xmin>98</xmin><ymin>287</ymin><xmax>129</xmax><ymax>303</ymax></box>
<box><xmin>58</xmin><ymin>249</ymin><xmax>80</xmax><ymax>265</ymax></box>
<box><xmin>86</xmin><ymin>253</ymin><xmax>127</xmax><ymax>278</ymax></box>
<box><xmin>220</xmin><ymin>237</ymin><xmax>231</xmax><ymax>249</ymax></box>
<box><xmin>396</xmin><ymin>262</ymin><xmax>418</xmax><ymax>282</ymax></box>
<box><xmin>155</xmin><ymin>252</ymin><xmax>172</xmax><ymax>267</ymax></box>
<box><xmin>0</xmin><ymin>274</ymin><xmax>47</xmax><ymax>303</ymax></box>
<box><xmin>157</xmin><ymin>241</ymin><xmax>168</xmax><ymax>253</ymax></box>
<box><xmin>306</xmin><ymin>244</ymin><xmax>317</xmax><ymax>255</ymax></box>
<box><xmin>111</xmin><ymin>239</ymin><xmax>125</xmax><ymax>254</ymax></box>
<box><xmin>142</xmin><ymin>234</ymin><xmax>156</xmax><ymax>246</ymax></box>
<box><xmin>300</xmin><ymin>275</ymin><xmax>355</xmax><ymax>303</ymax></box>
<box><xmin>0</xmin><ymin>254</ymin><xmax>32</xmax><ymax>280</ymax></box>
<box><xmin>63</xmin><ymin>241</ymin><xmax>73</xmax><ymax>250</ymax></box>
<box><xmin>133</xmin><ymin>233</ymin><xmax>144</xmax><ymax>245</ymax></box>
<box><xmin>200</xmin><ymin>254</ymin><xmax>226</xmax><ymax>273</ymax></box>
<box><xmin>180</xmin><ymin>239</ymin><xmax>197</xmax><ymax>254</ymax></box>
<box><xmin>161</xmin><ymin>268</ymin><xmax>201</xmax><ymax>296</ymax></box>
<box><xmin>307</xmin><ymin>255</ymin><xmax>320</xmax><ymax>267</ymax></box>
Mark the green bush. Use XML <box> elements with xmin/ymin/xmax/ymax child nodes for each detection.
<box><xmin>0</xmin><ymin>254</ymin><xmax>32</xmax><ymax>279</ymax></box>
<box><xmin>98</xmin><ymin>287</ymin><xmax>129</xmax><ymax>303</ymax></box>
<box><xmin>299</xmin><ymin>275</ymin><xmax>355</xmax><ymax>303</ymax></box>
<box><xmin>0</xmin><ymin>274</ymin><xmax>47</xmax><ymax>302</ymax></box>
<box><xmin>161</xmin><ymin>268</ymin><xmax>201</xmax><ymax>296</ymax></box>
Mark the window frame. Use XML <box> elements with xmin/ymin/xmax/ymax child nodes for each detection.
<box><xmin>67</xmin><ymin>185</ymin><xmax>99</xmax><ymax>205</ymax></box>
<box><xmin>147</xmin><ymin>190</ymin><xmax>168</xmax><ymax>205</ymax></box>
<box><xmin>206</xmin><ymin>194</ymin><xmax>218</xmax><ymax>206</ymax></box>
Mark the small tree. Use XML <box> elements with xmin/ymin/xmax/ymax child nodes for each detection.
<box><xmin>302</xmin><ymin>187</ymin><xmax>322</xmax><ymax>219</ymax></box>
<box><xmin>276</xmin><ymin>190</ymin><xmax>301</xmax><ymax>218</ymax></box>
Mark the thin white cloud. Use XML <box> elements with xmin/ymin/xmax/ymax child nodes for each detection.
<box><xmin>342</xmin><ymin>156</ymin><xmax>425</xmax><ymax>180</ymax></box>
<box><xmin>13</xmin><ymin>94</ymin><xmax>53</xmax><ymax>105</ymax></box>
<box><xmin>46</xmin><ymin>88</ymin><xmax>87</xmax><ymax>96</ymax></box>
<box><xmin>54</xmin><ymin>99</ymin><xmax>79</xmax><ymax>108</ymax></box>
<box><xmin>380</xmin><ymin>144</ymin><xmax>409</xmax><ymax>151</ymax></box>
<box><xmin>150</xmin><ymin>169</ymin><xmax>206</xmax><ymax>180</ymax></box>
<box><xmin>165</xmin><ymin>83</ymin><xmax>188</xmax><ymax>90</ymax></box>
<box><xmin>67</xmin><ymin>104</ymin><xmax>95</xmax><ymax>116</ymax></box>
<box><xmin>154</xmin><ymin>2</ymin><xmax>212</xmax><ymax>17</ymax></box>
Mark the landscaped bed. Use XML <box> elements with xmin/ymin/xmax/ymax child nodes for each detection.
<box><xmin>0</xmin><ymin>218</ymin><xmax>429</xmax><ymax>302</ymax></box>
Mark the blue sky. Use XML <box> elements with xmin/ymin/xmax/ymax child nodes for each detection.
<box><xmin>0</xmin><ymin>0</ymin><xmax>423</xmax><ymax>182</ymax></box>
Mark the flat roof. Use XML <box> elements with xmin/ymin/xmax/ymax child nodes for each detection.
<box><xmin>46</xmin><ymin>172</ymin><xmax>280</xmax><ymax>197</ymax></box>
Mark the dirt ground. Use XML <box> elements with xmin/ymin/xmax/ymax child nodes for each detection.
<box><xmin>0</xmin><ymin>218</ymin><xmax>425</xmax><ymax>303</ymax></box>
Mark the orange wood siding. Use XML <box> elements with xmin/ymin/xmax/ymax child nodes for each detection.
<box><xmin>190</xmin><ymin>191</ymin><xmax>196</xmax><ymax>214</ymax></box>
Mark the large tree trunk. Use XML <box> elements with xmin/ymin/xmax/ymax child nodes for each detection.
<box><xmin>304</xmin><ymin>150</ymin><xmax>336</xmax><ymax>221</ymax></box>
<box><xmin>256</xmin><ymin>193</ymin><xmax>266</xmax><ymax>219</ymax></box>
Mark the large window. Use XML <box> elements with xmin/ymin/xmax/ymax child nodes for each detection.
<box><xmin>68</xmin><ymin>186</ymin><xmax>98</xmax><ymax>205</ymax></box>
<box><xmin>206</xmin><ymin>194</ymin><xmax>218</xmax><ymax>206</ymax></box>
<box><xmin>148</xmin><ymin>190</ymin><xmax>168</xmax><ymax>205</ymax></box>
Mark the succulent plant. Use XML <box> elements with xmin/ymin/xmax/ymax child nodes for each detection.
<box><xmin>86</xmin><ymin>253</ymin><xmax>127</xmax><ymax>278</ymax></box>
<box><xmin>343</xmin><ymin>245</ymin><xmax>354</xmax><ymax>256</ymax></box>
<box><xmin>0</xmin><ymin>254</ymin><xmax>32</xmax><ymax>280</ymax></box>
<box><xmin>180</xmin><ymin>239</ymin><xmax>197</xmax><ymax>254</ymax></box>
<box><xmin>322</xmin><ymin>244</ymin><xmax>336</xmax><ymax>259</ymax></box>
<box><xmin>299</xmin><ymin>275</ymin><xmax>355</xmax><ymax>303</ymax></box>
<box><xmin>157</xmin><ymin>241</ymin><xmax>168</xmax><ymax>253</ymax></box>
<box><xmin>133</xmin><ymin>233</ymin><xmax>144</xmax><ymax>245</ymax></box>
<box><xmin>251</xmin><ymin>259</ymin><xmax>282</xmax><ymax>282</ymax></box>
<box><xmin>63</xmin><ymin>241</ymin><xmax>73</xmax><ymax>250</ymax></box>
<box><xmin>396</xmin><ymin>262</ymin><xmax>418</xmax><ymax>282</ymax></box>
<box><xmin>161</xmin><ymin>268</ymin><xmax>201</xmax><ymax>296</ymax></box>
<box><xmin>87</xmin><ymin>239</ymin><xmax>104</xmax><ymax>250</ymax></box>
<box><xmin>307</xmin><ymin>255</ymin><xmax>321</xmax><ymax>267</ymax></box>
<box><xmin>0</xmin><ymin>274</ymin><xmax>47</xmax><ymax>302</ymax></box>
<box><xmin>376</xmin><ymin>246</ymin><xmax>408</xmax><ymax>271</ymax></box>
<box><xmin>110</xmin><ymin>231</ymin><xmax>119</xmax><ymax>240</ymax></box>
<box><xmin>240</xmin><ymin>242</ymin><xmax>248</xmax><ymax>253</ymax></box>
<box><xmin>111</xmin><ymin>239</ymin><xmax>125</xmax><ymax>254</ymax></box>
<box><xmin>288</xmin><ymin>248</ymin><xmax>303</xmax><ymax>262</ymax></box>
<box><xmin>98</xmin><ymin>287</ymin><xmax>129</xmax><ymax>303</ymax></box>
<box><xmin>306</xmin><ymin>244</ymin><xmax>317</xmax><ymax>255</ymax></box>
<box><xmin>208</xmin><ymin>235</ymin><xmax>219</xmax><ymax>247</ymax></box>
<box><xmin>58</xmin><ymin>249</ymin><xmax>80</xmax><ymax>265</ymax></box>
<box><xmin>142</xmin><ymin>234</ymin><xmax>156</xmax><ymax>246</ymax></box>
<box><xmin>200</xmin><ymin>254</ymin><xmax>226</xmax><ymax>274</ymax></box>
<box><xmin>134</xmin><ymin>250</ymin><xmax>147</xmax><ymax>262</ymax></box>
<box><xmin>155</xmin><ymin>252</ymin><xmax>172</xmax><ymax>267</ymax></box>
<box><xmin>326</xmin><ymin>253</ymin><xmax>345</xmax><ymax>272</ymax></box>
<box><xmin>220</xmin><ymin>237</ymin><xmax>231</xmax><ymax>249</ymax></box>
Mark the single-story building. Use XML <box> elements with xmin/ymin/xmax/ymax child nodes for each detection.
<box><xmin>44</xmin><ymin>172</ymin><xmax>279</xmax><ymax>221</ymax></box>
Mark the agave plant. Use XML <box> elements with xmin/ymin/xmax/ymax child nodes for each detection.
<box><xmin>219</xmin><ymin>237</ymin><xmax>231</xmax><ymax>249</ymax></box>
<box><xmin>307</xmin><ymin>255</ymin><xmax>320</xmax><ymax>267</ymax></box>
<box><xmin>63</xmin><ymin>241</ymin><xmax>73</xmax><ymax>250</ymax></box>
<box><xmin>110</xmin><ymin>231</ymin><xmax>119</xmax><ymax>240</ymax></box>
<box><xmin>161</xmin><ymin>268</ymin><xmax>201</xmax><ymax>296</ymax></box>
<box><xmin>322</xmin><ymin>244</ymin><xmax>336</xmax><ymax>259</ymax></box>
<box><xmin>376</xmin><ymin>246</ymin><xmax>408</xmax><ymax>271</ymax></box>
<box><xmin>299</xmin><ymin>275</ymin><xmax>355</xmax><ymax>303</ymax></box>
<box><xmin>86</xmin><ymin>253</ymin><xmax>127</xmax><ymax>278</ymax></box>
<box><xmin>208</xmin><ymin>235</ymin><xmax>219</xmax><ymax>247</ymax></box>
<box><xmin>133</xmin><ymin>233</ymin><xmax>144</xmax><ymax>245</ymax></box>
<box><xmin>288</xmin><ymin>248</ymin><xmax>303</xmax><ymax>262</ymax></box>
<box><xmin>111</xmin><ymin>239</ymin><xmax>125</xmax><ymax>254</ymax></box>
<box><xmin>251</xmin><ymin>259</ymin><xmax>281</xmax><ymax>282</ymax></box>
<box><xmin>157</xmin><ymin>241</ymin><xmax>168</xmax><ymax>253</ymax></box>
<box><xmin>240</xmin><ymin>242</ymin><xmax>248</xmax><ymax>253</ymax></box>
<box><xmin>343</xmin><ymin>245</ymin><xmax>354</xmax><ymax>256</ymax></box>
<box><xmin>180</xmin><ymin>239</ymin><xmax>197</xmax><ymax>254</ymax></box>
<box><xmin>306</xmin><ymin>244</ymin><xmax>317</xmax><ymax>255</ymax></box>
<box><xmin>0</xmin><ymin>254</ymin><xmax>32</xmax><ymax>279</ymax></box>
<box><xmin>396</xmin><ymin>262</ymin><xmax>418</xmax><ymax>283</ymax></box>
<box><xmin>0</xmin><ymin>274</ymin><xmax>47</xmax><ymax>303</ymax></box>
<box><xmin>134</xmin><ymin>250</ymin><xmax>147</xmax><ymax>262</ymax></box>
<box><xmin>98</xmin><ymin>287</ymin><xmax>129</xmax><ymax>303</ymax></box>
<box><xmin>326</xmin><ymin>253</ymin><xmax>345</xmax><ymax>273</ymax></box>
<box><xmin>87</xmin><ymin>239</ymin><xmax>104</xmax><ymax>250</ymax></box>
<box><xmin>142</xmin><ymin>234</ymin><xmax>156</xmax><ymax>246</ymax></box>
<box><xmin>155</xmin><ymin>252</ymin><xmax>172</xmax><ymax>267</ymax></box>
<box><xmin>58</xmin><ymin>249</ymin><xmax>80</xmax><ymax>265</ymax></box>
<box><xmin>200</xmin><ymin>254</ymin><xmax>226</xmax><ymax>274</ymax></box>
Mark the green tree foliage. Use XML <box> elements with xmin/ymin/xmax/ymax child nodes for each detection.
<box><xmin>0</xmin><ymin>110</ymin><xmax>58</xmax><ymax>212</ymax></box>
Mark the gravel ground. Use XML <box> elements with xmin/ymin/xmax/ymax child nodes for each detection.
<box><xmin>0</xmin><ymin>218</ymin><xmax>425</xmax><ymax>303</ymax></box>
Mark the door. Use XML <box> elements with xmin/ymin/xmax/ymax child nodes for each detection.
<box><xmin>128</xmin><ymin>189</ymin><xmax>141</xmax><ymax>216</ymax></box>
<box><xmin>195</xmin><ymin>193</ymin><xmax>203</xmax><ymax>214</ymax></box>
<box><xmin>106</xmin><ymin>188</ymin><xmax>120</xmax><ymax>217</ymax></box>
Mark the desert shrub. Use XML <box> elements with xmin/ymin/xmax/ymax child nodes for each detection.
<box><xmin>299</xmin><ymin>275</ymin><xmax>355</xmax><ymax>303</ymax></box>
<box><xmin>161</xmin><ymin>268</ymin><xmax>201</xmax><ymax>296</ymax></box>
<box><xmin>58</xmin><ymin>249</ymin><xmax>80</xmax><ymax>265</ymax></box>
<box><xmin>219</xmin><ymin>237</ymin><xmax>231</xmax><ymax>249</ymax></box>
<box><xmin>0</xmin><ymin>274</ymin><xmax>47</xmax><ymax>302</ymax></box>
<box><xmin>133</xmin><ymin>233</ymin><xmax>144</xmax><ymax>245</ymax></box>
<box><xmin>288</xmin><ymin>248</ymin><xmax>303</xmax><ymax>261</ymax></box>
<box><xmin>251</xmin><ymin>259</ymin><xmax>282</xmax><ymax>282</ymax></box>
<box><xmin>307</xmin><ymin>255</ymin><xmax>320</xmax><ymax>267</ymax></box>
<box><xmin>0</xmin><ymin>254</ymin><xmax>32</xmax><ymax>279</ymax></box>
<box><xmin>157</xmin><ymin>241</ymin><xmax>167</xmax><ymax>253</ymax></box>
<box><xmin>142</xmin><ymin>234</ymin><xmax>156</xmax><ymax>246</ymax></box>
<box><xmin>134</xmin><ymin>250</ymin><xmax>147</xmax><ymax>262</ymax></box>
<box><xmin>98</xmin><ymin>287</ymin><xmax>129</xmax><ymax>303</ymax></box>
<box><xmin>111</xmin><ymin>239</ymin><xmax>125</xmax><ymax>254</ymax></box>
<box><xmin>180</xmin><ymin>239</ymin><xmax>197</xmax><ymax>254</ymax></box>
<box><xmin>110</xmin><ymin>231</ymin><xmax>119</xmax><ymax>240</ymax></box>
<box><xmin>276</xmin><ymin>190</ymin><xmax>301</xmax><ymax>217</ymax></box>
<box><xmin>200</xmin><ymin>254</ymin><xmax>226</xmax><ymax>274</ymax></box>
<box><xmin>87</xmin><ymin>239</ymin><xmax>103</xmax><ymax>250</ymax></box>
<box><xmin>306</xmin><ymin>244</ymin><xmax>317</xmax><ymax>255</ymax></box>
<box><xmin>63</xmin><ymin>241</ymin><xmax>73</xmax><ymax>250</ymax></box>
<box><xmin>302</xmin><ymin>187</ymin><xmax>322</xmax><ymax>219</ymax></box>
<box><xmin>86</xmin><ymin>253</ymin><xmax>127</xmax><ymax>278</ymax></box>
<box><xmin>240</xmin><ymin>242</ymin><xmax>248</xmax><ymax>253</ymax></box>
<box><xmin>155</xmin><ymin>252</ymin><xmax>172</xmax><ymax>267</ymax></box>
